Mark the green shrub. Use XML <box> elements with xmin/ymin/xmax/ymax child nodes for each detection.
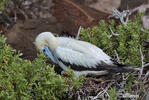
<box><xmin>0</xmin><ymin>0</ymin><xmax>9</xmax><ymax>11</ymax></box>
<box><xmin>80</xmin><ymin>13</ymin><xmax>149</xmax><ymax>66</ymax></box>
<box><xmin>80</xmin><ymin>13</ymin><xmax>149</xmax><ymax>99</ymax></box>
<box><xmin>0</xmin><ymin>35</ymin><xmax>84</xmax><ymax>100</ymax></box>
<box><xmin>108</xmin><ymin>87</ymin><xmax>117</xmax><ymax>100</ymax></box>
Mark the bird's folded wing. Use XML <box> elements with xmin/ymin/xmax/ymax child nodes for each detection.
<box><xmin>58</xmin><ymin>38</ymin><xmax>113</xmax><ymax>64</ymax></box>
<box><xmin>54</xmin><ymin>46</ymin><xmax>134</xmax><ymax>73</ymax></box>
<box><xmin>54</xmin><ymin>46</ymin><xmax>101</xmax><ymax>71</ymax></box>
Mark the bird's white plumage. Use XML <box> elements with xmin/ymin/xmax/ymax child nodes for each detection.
<box><xmin>54</xmin><ymin>37</ymin><xmax>113</xmax><ymax>68</ymax></box>
<box><xmin>35</xmin><ymin>32</ymin><xmax>134</xmax><ymax>77</ymax></box>
<box><xmin>55</xmin><ymin>46</ymin><xmax>97</xmax><ymax>68</ymax></box>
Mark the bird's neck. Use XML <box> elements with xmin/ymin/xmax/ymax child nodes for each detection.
<box><xmin>47</xmin><ymin>37</ymin><xmax>59</xmax><ymax>52</ymax></box>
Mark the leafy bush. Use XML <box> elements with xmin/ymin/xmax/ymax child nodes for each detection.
<box><xmin>108</xmin><ymin>87</ymin><xmax>117</xmax><ymax>100</ymax></box>
<box><xmin>80</xmin><ymin>13</ymin><xmax>149</xmax><ymax>99</ymax></box>
<box><xmin>0</xmin><ymin>35</ymin><xmax>84</xmax><ymax>100</ymax></box>
<box><xmin>0</xmin><ymin>0</ymin><xmax>9</xmax><ymax>11</ymax></box>
<box><xmin>80</xmin><ymin>13</ymin><xmax>149</xmax><ymax>66</ymax></box>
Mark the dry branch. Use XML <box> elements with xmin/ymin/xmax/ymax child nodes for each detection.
<box><xmin>139</xmin><ymin>47</ymin><xmax>145</xmax><ymax>79</ymax></box>
<box><xmin>130</xmin><ymin>4</ymin><xmax>149</xmax><ymax>14</ymax></box>
<box><xmin>109</xmin><ymin>9</ymin><xmax>130</xmax><ymax>26</ymax></box>
<box><xmin>114</xmin><ymin>50</ymin><xmax>120</xmax><ymax>63</ymax></box>
<box><xmin>76</xmin><ymin>26</ymin><xmax>82</xmax><ymax>40</ymax></box>
<box><xmin>109</xmin><ymin>27</ymin><xmax>120</xmax><ymax>38</ymax></box>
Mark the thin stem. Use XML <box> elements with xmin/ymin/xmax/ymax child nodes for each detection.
<box><xmin>76</xmin><ymin>26</ymin><xmax>82</xmax><ymax>40</ymax></box>
<box><xmin>139</xmin><ymin>47</ymin><xmax>145</xmax><ymax>78</ymax></box>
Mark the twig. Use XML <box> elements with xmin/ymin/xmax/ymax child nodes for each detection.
<box><xmin>145</xmin><ymin>91</ymin><xmax>149</xmax><ymax>100</ymax></box>
<box><xmin>19</xmin><ymin>9</ymin><xmax>29</xmax><ymax>20</ymax></box>
<box><xmin>144</xmin><ymin>71</ymin><xmax>149</xmax><ymax>83</ymax></box>
<box><xmin>103</xmin><ymin>43</ymin><xmax>118</xmax><ymax>51</ymax></box>
<box><xmin>114</xmin><ymin>50</ymin><xmax>120</xmax><ymax>63</ymax></box>
<box><xmin>110</xmin><ymin>9</ymin><xmax>130</xmax><ymax>26</ymax></box>
<box><xmin>117</xmin><ymin>74</ymin><xmax>129</xmax><ymax>92</ymax></box>
<box><xmin>14</xmin><ymin>10</ymin><xmax>17</xmax><ymax>22</ymax></box>
<box><xmin>92</xmin><ymin>82</ymin><xmax>114</xmax><ymax>100</ymax></box>
<box><xmin>144</xmin><ymin>63</ymin><xmax>149</xmax><ymax>68</ymax></box>
<box><xmin>109</xmin><ymin>27</ymin><xmax>120</xmax><ymax>38</ymax></box>
<box><xmin>93</xmin><ymin>88</ymin><xmax>110</xmax><ymax>100</ymax></box>
<box><xmin>139</xmin><ymin>47</ymin><xmax>145</xmax><ymax>78</ymax></box>
<box><xmin>130</xmin><ymin>4</ymin><xmax>149</xmax><ymax>14</ymax></box>
<box><xmin>77</xmin><ymin>91</ymin><xmax>82</xmax><ymax>100</ymax></box>
<box><xmin>76</xmin><ymin>26</ymin><xmax>82</xmax><ymax>40</ymax></box>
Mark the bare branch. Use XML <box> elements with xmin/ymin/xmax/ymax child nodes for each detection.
<box><xmin>76</xmin><ymin>26</ymin><xmax>82</xmax><ymax>40</ymax></box>
<box><xmin>146</xmin><ymin>91</ymin><xmax>149</xmax><ymax>100</ymax></box>
<box><xmin>114</xmin><ymin>50</ymin><xmax>120</xmax><ymax>63</ymax></box>
<box><xmin>93</xmin><ymin>88</ymin><xmax>110</xmax><ymax>100</ymax></box>
<box><xmin>144</xmin><ymin>71</ymin><xmax>149</xmax><ymax>83</ymax></box>
<box><xmin>103</xmin><ymin>43</ymin><xmax>118</xmax><ymax>51</ymax></box>
<box><xmin>92</xmin><ymin>82</ymin><xmax>114</xmax><ymax>100</ymax></box>
<box><xmin>109</xmin><ymin>27</ymin><xmax>120</xmax><ymax>38</ymax></box>
<box><xmin>130</xmin><ymin>4</ymin><xmax>149</xmax><ymax>14</ymax></box>
<box><xmin>144</xmin><ymin>63</ymin><xmax>149</xmax><ymax>68</ymax></box>
<box><xmin>19</xmin><ymin>9</ymin><xmax>29</xmax><ymax>20</ymax></box>
<box><xmin>139</xmin><ymin>47</ymin><xmax>145</xmax><ymax>78</ymax></box>
<box><xmin>14</xmin><ymin>11</ymin><xmax>17</xmax><ymax>22</ymax></box>
<box><xmin>110</xmin><ymin>9</ymin><xmax>130</xmax><ymax>26</ymax></box>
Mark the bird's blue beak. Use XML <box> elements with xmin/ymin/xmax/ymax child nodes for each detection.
<box><xmin>42</xmin><ymin>46</ymin><xmax>56</xmax><ymax>63</ymax></box>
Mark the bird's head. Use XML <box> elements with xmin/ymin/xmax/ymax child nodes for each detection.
<box><xmin>34</xmin><ymin>32</ymin><xmax>59</xmax><ymax>61</ymax></box>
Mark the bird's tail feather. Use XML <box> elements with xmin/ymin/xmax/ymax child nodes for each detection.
<box><xmin>106</xmin><ymin>64</ymin><xmax>139</xmax><ymax>73</ymax></box>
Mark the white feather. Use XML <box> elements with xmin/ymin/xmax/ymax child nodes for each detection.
<box><xmin>54</xmin><ymin>37</ymin><xmax>113</xmax><ymax>68</ymax></box>
<box><xmin>35</xmin><ymin>32</ymin><xmax>116</xmax><ymax>77</ymax></box>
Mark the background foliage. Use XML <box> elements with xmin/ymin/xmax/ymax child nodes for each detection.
<box><xmin>0</xmin><ymin>0</ymin><xmax>9</xmax><ymax>11</ymax></box>
<box><xmin>0</xmin><ymin>36</ymin><xmax>83</xmax><ymax>100</ymax></box>
<box><xmin>81</xmin><ymin>13</ymin><xmax>149</xmax><ymax>66</ymax></box>
<box><xmin>80</xmin><ymin>14</ymin><xmax>149</xmax><ymax>100</ymax></box>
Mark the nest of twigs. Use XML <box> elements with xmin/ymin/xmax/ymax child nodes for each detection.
<box><xmin>69</xmin><ymin>70</ymin><xmax>149</xmax><ymax>100</ymax></box>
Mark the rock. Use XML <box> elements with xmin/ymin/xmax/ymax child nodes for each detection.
<box><xmin>52</xmin><ymin>0</ymin><xmax>109</xmax><ymax>36</ymax></box>
<box><xmin>85</xmin><ymin>0</ymin><xmax>121</xmax><ymax>14</ymax></box>
<box><xmin>5</xmin><ymin>16</ymin><xmax>62</xmax><ymax>60</ymax></box>
<box><xmin>119</xmin><ymin>0</ymin><xmax>148</xmax><ymax>10</ymax></box>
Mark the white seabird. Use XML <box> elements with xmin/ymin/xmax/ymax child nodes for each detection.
<box><xmin>34</xmin><ymin>32</ymin><xmax>134</xmax><ymax>77</ymax></box>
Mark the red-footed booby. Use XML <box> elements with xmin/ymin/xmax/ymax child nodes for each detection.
<box><xmin>34</xmin><ymin>32</ymin><xmax>135</xmax><ymax>77</ymax></box>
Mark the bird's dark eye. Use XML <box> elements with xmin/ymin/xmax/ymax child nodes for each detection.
<box><xmin>43</xmin><ymin>49</ymin><xmax>46</xmax><ymax>52</ymax></box>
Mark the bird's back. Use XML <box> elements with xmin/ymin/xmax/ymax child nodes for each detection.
<box><xmin>57</xmin><ymin>37</ymin><xmax>113</xmax><ymax>65</ymax></box>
